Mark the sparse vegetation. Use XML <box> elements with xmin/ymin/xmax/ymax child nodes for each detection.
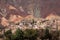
<box><xmin>4</xmin><ymin>29</ymin><xmax>12</xmax><ymax>40</ymax></box>
<box><xmin>23</xmin><ymin>29</ymin><xmax>38</xmax><ymax>40</ymax></box>
<box><xmin>3</xmin><ymin>28</ymin><xmax>60</xmax><ymax>40</ymax></box>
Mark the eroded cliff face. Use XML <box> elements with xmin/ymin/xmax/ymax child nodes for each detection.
<box><xmin>0</xmin><ymin>0</ymin><xmax>60</xmax><ymax>18</ymax></box>
<box><xmin>40</xmin><ymin>0</ymin><xmax>60</xmax><ymax>18</ymax></box>
<box><xmin>0</xmin><ymin>0</ymin><xmax>31</xmax><ymax>18</ymax></box>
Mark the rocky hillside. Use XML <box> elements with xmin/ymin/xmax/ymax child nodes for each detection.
<box><xmin>0</xmin><ymin>0</ymin><xmax>60</xmax><ymax>18</ymax></box>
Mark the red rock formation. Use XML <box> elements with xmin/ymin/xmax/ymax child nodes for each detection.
<box><xmin>40</xmin><ymin>0</ymin><xmax>60</xmax><ymax>18</ymax></box>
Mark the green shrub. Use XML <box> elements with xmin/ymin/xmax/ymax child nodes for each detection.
<box><xmin>4</xmin><ymin>28</ymin><xmax>39</xmax><ymax>40</ymax></box>
<box><xmin>24</xmin><ymin>29</ymin><xmax>38</xmax><ymax>40</ymax></box>
<box><xmin>14</xmin><ymin>28</ymin><xmax>24</xmax><ymax>40</ymax></box>
<box><xmin>11</xmin><ymin>34</ymin><xmax>16</xmax><ymax>40</ymax></box>
<box><xmin>4</xmin><ymin>29</ymin><xmax>12</xmax><ymax>40</ymax></box>
<box><xmin>43</xmin><ymin>28</ymin><xmax>52</xmax><ymax>39</ymax></box>
<box><xmin>44</xmin><ymin>28</ymin><xmax>50</xmax><ymax>38</ymax></box>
